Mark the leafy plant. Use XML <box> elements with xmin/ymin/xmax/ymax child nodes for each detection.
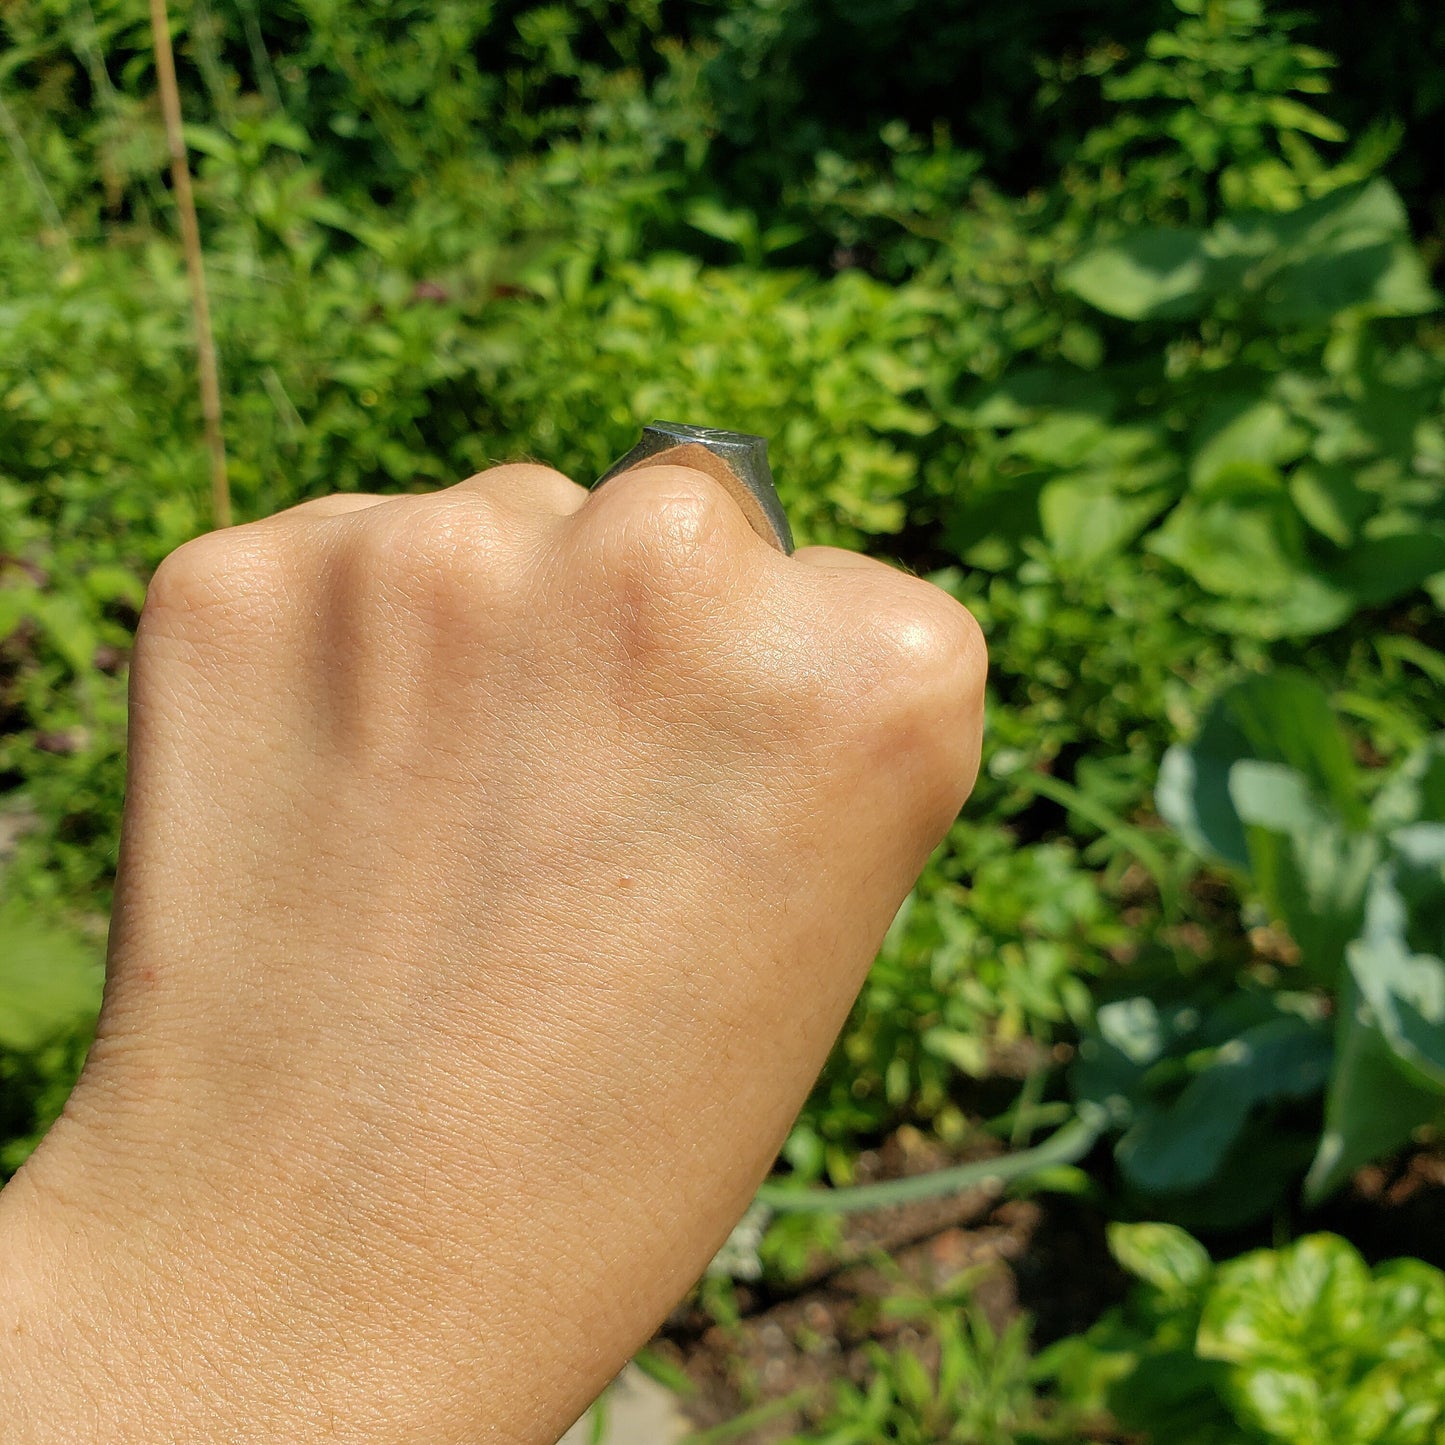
<box><xmin>1048</xmin><ymin>1223</ymin><xmax>1445</xmax><ymax>1445</ymax></box>
<box><xmin>1071</xmin><ymin>989</ymin><xmax>1332</xmax><ymax>1227</ymax></box>
<box><xmin>1158</xmin><ymin>670</ymin><xmax>1445</xmax><ymax>1200</ymax></box>
<box><xmin>785</xmin><ymin>1278</ymin><xmax>1085</xmax><ymax>1445</ymax></box>
<box><xmin>0</xmin><ymin>898</ymin><xmax>103</xmax><ymax>1175</ymax></box>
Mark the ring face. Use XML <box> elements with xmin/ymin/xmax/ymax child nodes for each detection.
<box><xmin>595</xmin><ymin>421</ymin><xmax>795</xmax><ymax>555</ymax></box>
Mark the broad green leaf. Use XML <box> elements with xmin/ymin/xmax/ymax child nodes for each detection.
<box><xmin>1371</xmin><ymin>1259</ymin><xmax>1445</xmax><ymax>1337</ymax></box>
<box><xmin>1306</xmin><ymin>976</ymin><xmax>1445</xmax><ymax>1202</ymax></box>
<box><xmin>83</xmin><ymin>564</ymin><xmax>147</xmax><ymax>609</ymax></box>
<box><xmin>1198</xmin><ymin>1234</ymin><xmax>1369</xmax><ymax>1368</ymax></box>
<box><xmin>1007</xmin><ymin>413</ymin><xmax>1112</xmax><ymax>467</ymax></box>
<box><xmin>1226</xmin><ymin>1366</ymin><xmax>1324</xmax><ymax>1443</ymax></box>
<box><xmin>0</xmin><ymin>900</ymin><xmax>104</xmax><ymax>1053</ymax></box>
<box><xmin>1199</xmin><ymin>1233</ymin><xmax>1445</xmax><ymax>1444</ymax></box>
<box><xmin>1211</xmin><ymin>672</ymin><xmax>1366</xmax><ymax>827</ymax></box>
<box><xmin>1209</xmin><ymin>180</ymin><xmax>1439</xmax><ymax>322</ymax></box>
<box><xmin>1229</xmin><ymin>760</ymin><xmax>1330</xmax><ymax>835</ymax></box>
<box><xmin>1189</xmin><ymin>399</ymin><xmax>1309</xmax><ymax>493</ymax></box>
<box><xmin>1231</xmin><ymin>760</ymin><xmax>1378</xmax><ymax>984</ymax></box>
<box><xmin>1115</xmin><ymin>1013</ymin><xmax>1332</xmax><ymax>1194</ymax></box>
<box><xmin>1324</xmin><ymin>530</ymin><xmax>1445</xmax><ymax>608</ymax></box>
<box><xmin>1039</xmin><ymin>471</ymin><xmax>1174</xmax><ymax>566</ymax></box>
<box><xmin>1346</xmin><ymin>843</ymin><xmax>1445</xmax><ymax>1092</ymax></box>
<box><xmin>965</xmin><ymin>367</ymin><xmax>1116</xmax><ymax>429</ymax></box>
<box><xmin>1196</xmin><ymin>581</ymin><xmax>1356</xmax><ymax>640</ymax></box>
<box><xmin>1106</xmin><ymin>1221</ymin><xmax>1211</xmax><ymax>1295</ymax></box>
<box><xmin>1158</xmin><ymin>738</ymin><xmax>1250</xmax><ymax>870</ymax></box>
<box><xmin>1267</xmin><ymin>242</ymin><xmax>1436</xmax><ymax>325</ymax></box>
<box><xmin>1373</xmin><ymin>735</ymin><xmax>1445</xmax><ymax>830</ymax></box>
<box><xmin>1157</xmin><ymin>671</ymin><xmax>1367</xmax><ymax>869</ymax></box>
<box><xmin>1075</xmin><ymin>994</ymin><xmax>1329</xmax><ymax>1220</ymax></box>
<box><xmin>1289</xmin><ymin>464</ymin><xmax>1373</xmax><ymax>546</ymax></box>
<box><xmin>26</xmin><ymin>591</ymin><xmax>98</xmax><ymax>677</ymax></box>
<box><xmin>1060</xmin><ymin>228</ymin><xmax>1213</xmax><ymax>321</ymax></box>
<box><xmin>1147</xmin><ymin>489</ymin><xmax>1310</xmax><ymax>600</ymax></box>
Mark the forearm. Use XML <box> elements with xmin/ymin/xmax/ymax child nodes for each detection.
<box><xmin>0</xmin><ymin>459</ymin><xmax>983</xmax><ymax>1442</ymax></box>
<box><xmin>0</xmin><ymin>874</ymin><xmax>879</xmax><ymax>1444</ymax></box>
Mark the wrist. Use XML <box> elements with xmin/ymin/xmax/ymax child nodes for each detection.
<box><xmin>0</xmin><ymin>1153</ymin><xmax>129</xmax><ymax>1443</ymax></box>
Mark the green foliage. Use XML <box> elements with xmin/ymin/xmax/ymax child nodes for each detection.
<box><xmin>1049</xmin><ymin>1225</ymin><xmax>1445</xmax><ymax>1445</ymax></box>
<box><xmin>785</xmin><ymin>1280</ymin><xmax>1083</xmax><ymax>1445</ymax></box>
<box><xmin>789</xmin><ymin>827</ymin><xmax>1112</xmax><ymax>1181</ymax></box>
<box><xmin>947</xmin><ymin>174</ymin><xmax>1445</xmax><ymax>642</ymax></box>
<box><xmin>2</xmin><ymin>13</ymin><xmax>1444</xmax><ymax>1435</ymax></box>
<box><xmin>1158</xmin><ymin>671</ymin><xmax>1445</xmax><ymax>1201</ymax></box>
<box><xmin>1071</xmin><ymin>989</ymin><xmax>1331</xmax><ymax>1227</ymax></box>
<box><xmin>0</xmin><ymin>900</ymin><xmax>103</xmax><ymax>1174</ymax></box>
<box><xmin>1067</xmin><ymin>0</ymin><xmax>1395</xmax><ymax>222</ymax></box>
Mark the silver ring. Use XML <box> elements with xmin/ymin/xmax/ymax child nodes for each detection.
<box><xmin>595</xmin><ymin>421</ymin><xmax>794</xmax><ymax>555</ymax></box>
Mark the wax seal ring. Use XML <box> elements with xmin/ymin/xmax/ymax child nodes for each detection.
<box><xmin>595</xmin><ymin>422</ymin><xmax>794</xmax><ymax>555</ymax></box>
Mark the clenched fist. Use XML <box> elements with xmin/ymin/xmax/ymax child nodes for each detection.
<box><xmin>0</xmin><ymin>462</ymin><xmax>985</xmax><ymax>1443</ymax></box>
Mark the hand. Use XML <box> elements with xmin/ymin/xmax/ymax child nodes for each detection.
<box><xmin>0</xmin><ymin>461</ymin><xmax>985</xmax><ymax>1443</ymax></box>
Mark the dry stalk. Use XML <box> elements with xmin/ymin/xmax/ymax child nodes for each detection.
<box><xmin>148</xmin><ymin>0</ymin><xmax>232</xmax><ymax>529</ymax></box>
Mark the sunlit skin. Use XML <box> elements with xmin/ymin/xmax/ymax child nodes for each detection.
<box><xmin>0</xmin><ymin>462</ymin><xmax>985</xmax><ymax>1444</ymax></box>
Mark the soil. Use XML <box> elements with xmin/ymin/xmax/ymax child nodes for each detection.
<box><xmin>654</xmin><ymin>1128</ymin><xmax>1445</xmax><ymax>1443</ymax></box>
<box><xmin>1316</xmin><ymin>1146</ymin><xmax>1445</xmax><ymax>1271</ymax></box>
<box><xmin>655</xmin><ymin>1127</ymin><xmax>1129</xmax><ymax>1441</ymax></box>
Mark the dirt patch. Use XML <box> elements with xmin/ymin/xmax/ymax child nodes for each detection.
<box><xmin>1315</xmin><ymin>1145</ymin><xmax>1445</xmax><ymax>1271</ymax></box>
<box><xmin>657</xmin><ymin>1130</ymin><xmax>1127</xmax><ymax>1440</ymax></box>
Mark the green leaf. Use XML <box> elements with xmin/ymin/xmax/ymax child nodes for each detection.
<box><xmin>1345</xmin><ymin>843</ymin><xmax>1445</xmax><ymax>1093</ymax></box>
<box><xmin>1060</xmin><ymin>228</ymin><xmax>1213</xmax><ymax>321</ymax></box>
<box><xmin>1231</xmin><ymin>761</ymin><xmax>1378</xmax><ymax>984</ymax></box>
<box><xmin>1147</xmin><ymin>487</ymin><xmax>1316</xmax><ymax>601</ymax></box>
<box><xmin>1039</xmin><ymin>471</ymin><xmax>1174</xmax><ymax>566</ymax></box>
<box><xmin>1265</xmin><ymin>96</ymin><xmax>1347</xmax><ymax>142</ymax></box>
<box><xmin>1189</xmin><ymin>399</ymin><xmax>1309</xmax><ymax>493</ymax></box>
<box><xmin>1306</xmin><ymin>976</ymin><xmax>1445</xmax><ymax>1202</ymax></box>
<box><xmin>1209</xmin><ymin>180</ymin><xmax>1440</xmax><ymax>323</ymax></box>
<box><xmin>1196</xmin><ymin>1234</ymin><xmax>1445</xmax><ymax>1443</ymax></box>
<box><xmin>1157</xmin><ymin>671</ymin><xmax>1367</xmax><ymax>870</ymax></box>
<box><xmin>1324</xmin><ymin>530</ymin><xmax>1445</xmax><ymax>609</ymax></box>
<box><xmin>1210</xmin><ymin>673</ymin><xmax>1365</xmax><ymax>826</ymax></box>
<box><xmin>1158</xmin><ymin>739</ymin><xmax>1250</xmax><ymax>870</ymax></box>
<box><xmin>1107</xmin><ymin>1221</ymin><xmax>1212</xmax><ymax>1295</ymax></box>
<box><xmin>0</xmin><ymin>900</ymin><xmax>104</xmax><ymax>1054</ymax></box>
<box><xmin>1197</xmin><ymin>1233</ymin><xmax>1370</xmax><ymax>1368</ymax></box>
<box><xmin>1373</xmin><ymin>735</ymin><xmax>1445</xmax><ymax>830</ymax></box>
<box><xmin>1115</xmin><ymin>1013</ymin><xmax>1332</xmax><ymax>1194</ymax></box>
<box><xmin>1289</xmin><ymin>464</ymin><xmax>1373</xmax><ymax>546</ymax></box>
<box><xmin>921</xmin><ymin>1025</ymin><xmax>989</xmax><ymax>1077</ymax></box>
<box><xmin>1229</xmin><ymin>1366</ymin><xmax>1326</xmax><ymax>1443</ymax></box>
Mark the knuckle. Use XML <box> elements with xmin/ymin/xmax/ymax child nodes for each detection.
<box><xmin>840</xmin><ymin>584</ymin><xmax>987</xmax><ymax>803</ymax></box>
<box><xmin>473</xmin><ymin>462</ymin><xmax>586</xmax><ymax>509</ymax></box>
<box><xmin>356</xmin><ymin>498</ymin><xmax>513</xmax><ymax>624</ymax></box>
<box><xmin>587</xmin><ymin>468</ymin><xmax>738</xmax><ymax>587</ymax></box>
<box><xmin>880</xmin><ymin>591</ymin><xmax>987</xmax><ymax>809</ymax></box>
<box><xmin>364</xmin><ymin>500</ymin><xmax>482</xmax><ymax>579</ymax></box>
<box><xmin>578</xmin><ymin>469</ymin><xmax>749</xmax><ymax>663</ymax></box>
<box><xmin>870</xmin><ymin>585</ymin><xmax>988</xmax><ymax>709</ymax></box>
<box><xmin>142</xmin><ymin>530</ymin><xmax>288</xmax><ymax>633</ymax></box>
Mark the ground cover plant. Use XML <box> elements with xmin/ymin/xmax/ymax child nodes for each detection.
<box><xmin>2</xmin><ymin>0</ymin><xmax>1443</xmax><ymax>1438</ymax></box>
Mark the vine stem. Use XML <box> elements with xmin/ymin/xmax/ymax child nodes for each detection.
<box><xmin>148</xmin><ymin>0</ymin><xmax>231</xmax><ymax>530</ymax></box>
<box><xmin>755</xmin><ymin>1105</ymin><xmax>1107</xmax><ymax>1215</ymax></box>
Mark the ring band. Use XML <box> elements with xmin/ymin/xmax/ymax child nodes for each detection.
<box><xmin>595</xmin><ymin>422</ymin><xmax>794</xmax><ymax>555</ymax></box>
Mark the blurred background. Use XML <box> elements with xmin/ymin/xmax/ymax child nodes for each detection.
<box><xmin>3</xmin><ymin>1</ymin><xmax>1445</xmax><ymax>1439</ymax></box>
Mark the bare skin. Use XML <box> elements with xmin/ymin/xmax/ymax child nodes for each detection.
<box><xmin>0</xmin><ymin>461</ymin><xmax>985</xmax><ymax>1443</ymax></box>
